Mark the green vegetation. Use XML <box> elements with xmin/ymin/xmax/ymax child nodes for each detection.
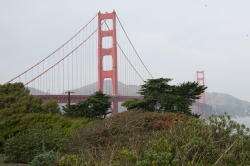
<box><xmin>64</xmin><ymin>91</ymin><xmax>111</xmax><ymax>118</ymax></box>
<box><xmin>0</xmin><ymin>83</ymin><xmax>60</xmax><ymax>117</ymax></box>
<box><xmin>41</xmin><ymin>99</ymin><xmax>61</xmax><ymax>114</ymax></box>
<box><xmin>30</xmin><ymin>151</ymin><xmax>60</xmax><ymax>166</ymax></box>
<box><xmin>0</xmin><ymin>81</ymin><xmax>250</xmax><ymax>165</ymax></box>
<box><xmin>57</xmin><ymin>154</ymin><xmax>82</xmax><ymax>166</ymax></box>
<box><xmin>0</xmin><ymin>83</ymin><xmax>43</xmax><ymax>115</ymax></box>
<box><xmin>66</xmin><ymin>111</ymin><xmax>189</xmax><ymax>164</ymax></box>
<box><xmin>66</xmin><ymin>111</ymin><xmax>250</xmax><ymax>165</ymax></box>
<box><xmin>0</xmin><ymin>83</ymin><xmax>90</xmax><ymax>164</ymax></box>
<box><xmin>4</xmin><ymin>125</ymin><xmax>65</xmax><ymax>163</ymax></box>
<box><xmin>122</xmin><ymin>78</ymin><xmax>206</xmax><ymax>116</ymax></box>
<box><xmin>0</xmin><ymin>113</ymin><xmax>89</xmax><ymax>153</ymax></box>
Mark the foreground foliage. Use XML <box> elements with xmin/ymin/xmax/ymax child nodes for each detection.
<box><xmin>0</xmin><ymin>113</ymin><xmax>89</xmax><ymax>162</ymax></box>
<box><xmin>134</xmin><ymin>114</ymin><xmax>250</xmax><ymax>166</ymax></box>
<box><xmin>30</xmin><ymin>151</ymin><xmax>60</xmax><ymax>166</ymax></box>
<box><xmin>1</xmin><ymin>82</ymin><xmax>249</xmax><ymax>165</ymax></box>
<box><xmin>57</xmin><ymin>154</ymin><xmax>82</xmax><ymax>166</ymax></box>
<box><xmin>66</xmin><ymin>111</ymin><xmax>250</xmax><ymax>166</ymax></box>
<box><xmin>4</xmin><ymin>126</ymin><xmax>64</xmax><ymax>163</ymax></box>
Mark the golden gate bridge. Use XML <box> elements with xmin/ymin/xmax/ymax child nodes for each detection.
<box><xmin>5</xmin><ymin>11</ymin><xmax>209</xmax><ymax>115</ymax></box>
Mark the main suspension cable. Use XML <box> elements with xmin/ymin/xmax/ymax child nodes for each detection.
<box><xmin>25</xmin><ymin>28</ymin><xmax>98</xmax><ymax>86</ymax></box>
<box><xmin>6</xmin><ymin>13</ymin><xmax>98</xmax><ymax>84</ymax></box>
<box><xmin>116</xmin><ymin>14</ymin><xmax>154</xmax><ymax>79</ymax></box>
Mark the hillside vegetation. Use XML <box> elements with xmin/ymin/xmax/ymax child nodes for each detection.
<box><xmin>1</xmin><ymin>80</ymin><xmax>250</xmax><ymax>165</ymax></box>
<box><xmin>65</xmin><ymin>111</ymin><xmax>250</xmax><ymax>165</ymax></box>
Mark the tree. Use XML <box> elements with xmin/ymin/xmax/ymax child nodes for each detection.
<box><xmin>0</xmin><ymin>83</ymin><xmax>43</xmax><ymax>115</ymax></box>
<box><xmin>0</xmin><ymin>83</ymin><xmax>61</xmax><ymax>116</ymax></box>
<box><xmin>0</xmin><ymin>83</ymin><xmax>30</xmax><ymax>110</ymax></box>
<box><xmin>64</xmin><ymin>91</ymin><xmax>111</xmax><ymax>118</ymax></box>
<box><xmin>122</xmin><ymin>78</ymin><xmax>206</xmax><ymax>115</ymax></box>
<box><xmin>42</xmin><ymin>99</ymin><xmax>61</xmax><ymax>114</ymax></box>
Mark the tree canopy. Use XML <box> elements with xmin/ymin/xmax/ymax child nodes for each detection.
<box><xmin>64</xmin><ymin>91</ymin><xmax>111</xmax><ymax>118</ymax></box>
<box><xmin>122</xmin><ymin>78</ymin><xmax>206</xmax><ymax>115</ymax></box>
<box><xmin>0</xmin><ymin>83</ymin><xmax>60</xmax><ymax>116</ymax></box>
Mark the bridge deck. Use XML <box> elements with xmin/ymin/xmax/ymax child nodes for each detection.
<box><xmin>34</xmin><ymin>95</ymin><xmax>143</xmax><ymax>103</ymax></box>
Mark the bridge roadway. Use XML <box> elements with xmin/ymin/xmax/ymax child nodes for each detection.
<box><xmin>34</xmin><ymin>95</ymin><xmax>212</xmax><ymax>115</ymax></box>
<box><xmin>34</xmin><ymin>95</ymin><xmax>143</xmax><ymax>104</ymax></box>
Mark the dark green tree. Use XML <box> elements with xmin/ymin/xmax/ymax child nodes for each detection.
<box><xmin>122</xmin><ymin>78</ymin><xmax>206</xmax><ymax>115</ymax></box>
<box><xmin>0</xmin><ymin>83</ymin><xmax>43</xmax><ymax>115</ymax></box>
<box><xmin>0</xmin><ymin>83</ymin><xmax>61</xmax><ymax>116</ymax></box>
<box><xmin>42</xmin><ymin>99</ymin><xmax>61</xmax><ymax>114</ymax></box>
<box><xmin>64</xmin><ymin>91</ymin><xmax>111</xmax><ymax>118</ymax></box>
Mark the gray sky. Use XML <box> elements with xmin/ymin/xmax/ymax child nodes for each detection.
<box><xmin>1</xmin><ymin>0</ymin><xmax>250</xmax><ymax>101</ymax></box>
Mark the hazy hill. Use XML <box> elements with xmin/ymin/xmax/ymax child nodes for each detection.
<box><xmin>71</xmin><ymin>80</ymin><xmax>140</xmax><ymax>96</ymax></box>
<box><xmin>206</xmin><ymin>92</ymin><xmax>250</xmax><ymax>116</ymax></box>
<box><xmin>28</xmin><ymin>87</ymin><xmax>49</xmax><ymax>95</ymax></box>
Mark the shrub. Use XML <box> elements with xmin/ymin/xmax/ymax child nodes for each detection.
<box><xmin>137</xmin><ymin>139</ymin><xmax>176</xmax><ymax>166</ymax></box>
<box><xmin>67</xmin><ymin>112</ymin><xmax>250</xmax><ymax>165</ymax></box>
<box><xmin>67</xmin><ymin>111</ymin><xmax>190</xmax><ymax>164</ymax></box>
<box><xmin>114</xmin><ymin>149</ymin><xmax>137</xmax><ymax>166</ymax></box>
<box><xmin>58</xmin><ymin>154</ymin><xmax>82</xmax><ymax>166</ymax></box>
<box><xmin>30</xmin><ymin>151</ymin><xmax>60</xmax><ymax>166</ymax></box>
<box><xmin>4</xmin><ymin>125</ymin><xmax>66</xmax><ymax>163</ymax></box>
<box><xmin>0</xmin><ymin>113</ymin><xmax>89</xmax><ymax>152</ymax></box>
<box><xmin>134</xmin><ymin>113</ymin><xmax>250</xmax><ymax>166</ymax></box>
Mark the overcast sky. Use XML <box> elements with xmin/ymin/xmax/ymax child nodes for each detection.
<box><xmin>0</xmin><ymin>0</ymin><xmax>250</xmax><ymax>101</ymax></box>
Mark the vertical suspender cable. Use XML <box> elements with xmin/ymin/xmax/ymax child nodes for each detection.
<box><xmin>116</xmin><ymin>15</ymin><xmax>153</xmax><ymax>79</ymax></box>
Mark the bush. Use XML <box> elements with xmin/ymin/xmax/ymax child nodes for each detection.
<box><xmin>114</xmin><ymin>149</ymin><xmax>137</xmax><ymax>166</ymax></box>
<box><xmin>58</xmin><ymin>154</ymin><xmax>82</xmax><ymax>166</ymax></box>
<box><xmin>134</xmin><ymin>114</ymin><xmax>250</xmax><ymax>165</ymax></box>
<box><xmin>0</xmin><ymin>113</ymin><xmax>89</xmax><ymax>153</ymax></box>
<box><xmin>4</xmin><ymin>125</ymin><xmax>66</xmax><ymax>163</ymax></box>
<box><xmin>137</xmin><ymin>139</ymin><xmax>176</xmax><ymax>166</ymax></box>
<box><xmin>67</xmin><ymin>112</ymin><xmax>250</xmax><ymax>165</ymax></box>
<box><xmin>67</xmin><ymin>111</ymin><xmax>189</xmax><ymax>164</ymax></box>
<box><xmin>30</xmin><ymin>151</ymin><xmax>60</xmax><ymax>166</ymax></box>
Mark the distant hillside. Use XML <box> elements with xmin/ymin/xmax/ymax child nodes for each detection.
<box><xmin>28</xmin><ymin>87</ymin><xmax>49</xmax><ymax>95</ymax></box>
<box><xmin>71</xmin><ymin>80</ymin><xmax>140</xmax><ymax>96</ymax></box>
<box><xmin>206</xmin><ymin>92</ymin><xmax>250</xmax><ymax>116</ymax></box>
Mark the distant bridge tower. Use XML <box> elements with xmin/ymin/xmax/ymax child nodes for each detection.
<box><xmin>196</xmin><ymin>71</ymin><xmax>206</xmax><ymax>104</ymax></box>
<box><xmin>98</xmin><ymin>11</ymin><xmax>119</xmax><ymax>114</ymax></box>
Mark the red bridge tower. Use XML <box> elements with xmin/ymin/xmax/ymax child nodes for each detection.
<box><xmin>98</xmin><ymin>11</ymin><xmax>119</xmax><ymax>114</ymax></box>
<box><xmin>196</xmin><ymin>71</ymin><xmax>206</xmax><ymax>104</ymax></box>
